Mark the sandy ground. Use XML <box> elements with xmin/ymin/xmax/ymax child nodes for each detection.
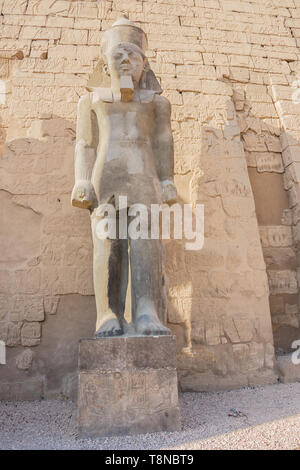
<box><xmin>0</xmin><ymin>382</ymin><xmax>300</xmax><ymax>450</ymax></box>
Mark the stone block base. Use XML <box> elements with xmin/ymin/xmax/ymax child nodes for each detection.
<box><xmin>78</xmin><ymin>335</ymin><xmax>181</xmax><ymax>438</ymax></box>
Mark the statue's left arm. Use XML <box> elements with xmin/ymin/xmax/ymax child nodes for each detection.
<box><xmin>153</xmin><ymin>95</ymin><xmax>177</xmax><ymax>204</ymax></box>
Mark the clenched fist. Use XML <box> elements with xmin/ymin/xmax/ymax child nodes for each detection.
<box><xmin>71</xmin><ymin>180</ymin><xmax>98</xmax><ymax>211</ymax></box>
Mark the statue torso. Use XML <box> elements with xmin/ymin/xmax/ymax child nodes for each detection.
<box><xmin>89</xmin><ymin>88</ymin><xmax>162</xmax><ymax>208</ymax></box>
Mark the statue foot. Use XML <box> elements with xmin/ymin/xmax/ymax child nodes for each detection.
<box><xmin>94</xmin><ymin>318</ymin><xmax>123</xmax><ymax>338</ymax></box>
<box><xmin>135</xmin><ymin>313</ymin><xmax>171</xmax><ymax>336</ymax></box>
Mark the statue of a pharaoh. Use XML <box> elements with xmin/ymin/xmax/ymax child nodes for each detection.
<box><xmin>71</xmin><ymin>17</ymin><xmax>177</xmax><ymax>337</ymax></box>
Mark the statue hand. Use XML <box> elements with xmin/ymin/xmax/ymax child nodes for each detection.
<box><xmin>71</xmin><ymin>180</ymin><xmax>97</xmax><ymax>211</ymax></box>
<box><xmin>161</xmin><ymin>179</ymin><xmax>177</xmax><ymax>205</ymax></box>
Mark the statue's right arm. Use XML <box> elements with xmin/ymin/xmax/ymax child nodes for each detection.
<box><xmin>71</xmin><ymin>93</ymin><xmax>97</xmax><ymax>211</ymax></box>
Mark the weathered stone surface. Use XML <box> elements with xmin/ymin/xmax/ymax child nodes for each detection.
<box><xmin>234</xmin><ymin>317</ymin><xmax>254</xmax><ymax>343</ymax></box>
<box><xmin>268</xmin><ymin>270</ymin><xmax>298</xmax><ymax>295</ymax></box>
<box><xmin>281</xmin><ymin>209</ymin><xmax>293</xmax><ymax>226</ymax></box>
<box><xmin>265</xmin><ymin>343</ymin><xmax>275</xmax><ymax>369</ymax></box>
<box><xmin>205</xmin><ymin>320</ymin><xmax>221</xmax><ymax>346</ymax></box>
<box><xmin>178</xmin><ymin>370</ymin><xmax>249</xmax><ymax>392</ymax></box>
<box><xmin>232</xmin><ymin>342</ymin><xmax>265</xmax><ymax>372</ymax></box>
<box><xmin>0</xmin><ymin>295</ymin><xmax>11</xmax><ymax>321</ymax></box>
<box><xmin>223</xmin><ymin>317</ymin><xmax>240</xmax><ymax>344</ymax></box>
<box><xmin>177</xmin><ymin>347</ymin><xmax>215</xmax><ymax>372</ymax></box>
<box><xmin>11</xmin><ymin>295</ymin><xmax>44</xmax><ymax>322</ymax></box>
<box><xmin>16</xmin><ymin>348</ymin><xmax>34</xmax><ymax>370</ymax></box>
<box><xmin>0</xmin><ymin>321</ymin><xmax>22</xmax><ymax>346</ymax></box>
<box><xmin>43</xmin><ymin>296</ymin><xmax>60</xmax><ymax>314</ymax></box>
<box><xmin>277</xmin><ymin>353</ymin><xmax>300</xmax><ymax>384</ymax></box>
<box><xmin>248</xmin><ymin>369</ymin><xmax>278</xmax><ymax>387</ymax></box>
<box><xmin>263</xmin><ymin>247</ymin><xmax>296</xmax><ymax>270</ymax></box>
<box><xmin>0</xmin><ymin>380</ymin><xmax>43</xmax><ymax>400</ymax></box>
<box><xmin>78</xmin><ymin>336</ymin><xmax>181</xmax><ymax>438</ymax></box>
<box><xmin>21</xmin><ymin>322</ymin><xmax>41</xmax><ymax>346</ymax></box>
<box><xmin>256</xmin><ymin>152</ymin><xmax>284</xmax><ymax>173</ymax></box>
<box><xmin>272</xmin><ymin>313</ymin><xmax>299</xmax><ymax>329</ymax></box>
<box><xmin>259</xmin><ymin>226</ymin><xmax>293</xmax><ymax>248</ymax></box>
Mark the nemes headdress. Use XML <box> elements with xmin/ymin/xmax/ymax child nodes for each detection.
<box><xmin>86</xmin><ymin>16</ymin><xmax>162</xmax><ymax>94</ymax></box>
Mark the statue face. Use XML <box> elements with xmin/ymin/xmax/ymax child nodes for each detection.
<box><xmin>105</xmin><ymin>44</ymin><xmax>145</xmax><ymax>84</ymax></box>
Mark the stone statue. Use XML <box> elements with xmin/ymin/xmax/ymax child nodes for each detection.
<box><xmin>71</xmin><ymin>17</ymin><xmax>177</xmax><ymax>338</ymax></box>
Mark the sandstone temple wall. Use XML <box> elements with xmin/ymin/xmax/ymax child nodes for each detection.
<box><xmin>1</xmin><ymin>0</ymin><xmax>300</xmax><ymax>399</ymax></box>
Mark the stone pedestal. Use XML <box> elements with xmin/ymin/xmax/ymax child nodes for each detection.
<box><xmin>78</xmin><ymin>335</ymin><xmax>181</xmax><ymax>438</ymax></box>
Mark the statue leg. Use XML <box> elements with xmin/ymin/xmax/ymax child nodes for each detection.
<box><xmin>130</xmin><ymin>237</ymin><xmax>170</xmax><ymax>335</ymax></box>
<box><xmin>91</xmin><ymin>214</ymin><xmax>128</xmax><ymax>337</ymax></box>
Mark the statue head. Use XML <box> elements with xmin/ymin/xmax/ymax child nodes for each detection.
<box><xmin>101</xmin><ymin>16</ymin><xmax>148</xmax><ymax>88</ymax></box>
<box><xmin>104</xmin><ymin>43</ymin><xmax>146</xmax><ymax>86</ymax></box>
<box><xmin>86</xmin><ymin>16</ymin><xmax>162</xmax><ymax>94</ymax></box>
